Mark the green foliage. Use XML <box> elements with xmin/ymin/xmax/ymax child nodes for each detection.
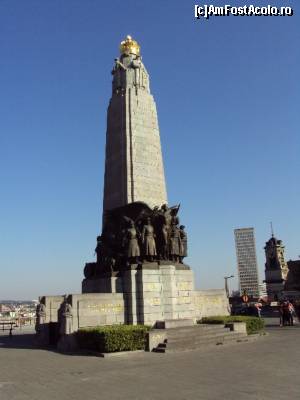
<box><xmin>199</xmin><ymin>316</ymin><xmax>265</xmax><ymax>335</ymax></box>
<box><xmin>76</xmin><ymin>325</ymin><xmax>150</xmax><ymax>353</ymax></box>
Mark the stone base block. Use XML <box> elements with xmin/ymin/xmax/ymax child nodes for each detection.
<box><xmin>156</xmin><ymin>318</ymin><xmax>195</xmax><ymax>329</ymax></box>
<box><xmin>225</xmin><ymin>322</ymin><xmax>247</xmax><ymax>334</ymax></box>
<box><xmin>38</xmin><ymin>265</ymin><xmax>230</xmax><ymax>352</ymax></box>
<box><xmin>82</xmin><ymin>277</ymin><xmax>122</xmax><ymax>293</ymax></box>
<box><xmin>146</xmin><ymin>330</ymin><xmax>167</xmax><ymax>351</ymax></box>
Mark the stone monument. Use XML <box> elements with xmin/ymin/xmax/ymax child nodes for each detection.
<box><xmin>103</xmin><ymin>35</ymin><xmax>167</xmax><ymax>211</ymax></box>
<box><xmin>37</xmin><ymin>36</ymin><xmax>229</xmax><ymax>346</ymax></box>
<box><xmin>81</xmin><ymin>36</ymin><xmax>197</xmax><ymax>325</ymax></box>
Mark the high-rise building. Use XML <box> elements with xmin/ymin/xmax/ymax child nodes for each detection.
<box><xmin>234</xmin><ymin>228</ymin><xmax>260</xmax><ymax>297</ymax></box>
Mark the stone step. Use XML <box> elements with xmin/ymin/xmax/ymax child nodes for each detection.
<box><xmin>166</xmin><ymin>331</ymin><xmax>246</xmax><ymax>346</ymax></box>
<box><xmin>153</xmin><ymin>346</ymin><xmax>167</xmax><ymax>353</ymax></box>
<box><xmin>165</xmin><ymin>324</ymin><xmax>228</xmax><ymax>334</ymax></box>
<box><xmin>156</xmin><ymin>319</ymin><xmax>194</xmax><ymax>329</ymax></box>
<box><xmin>167</xmin><ymin>330</ymin><xmax>232</xmax><ymax>341</ymax></box>
<box><xmin>166</xmin><ymin>325</ymin><xmax>231</xmax><ymax>338</ymax></box>
<box><xmin>167</xmin><ymin>323</ymin><xmax>228</xmax><ymax>330</ymax></box>
<box><xmin>162</xmin><ymin>333</ymin><xmax>248</xmax><ymax>352</ymax></box>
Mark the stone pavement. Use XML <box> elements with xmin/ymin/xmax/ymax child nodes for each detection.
<box><xmin>0</xmin><ymin>325</ymin><xmax>300</xmax><ymax>400</ymax></box>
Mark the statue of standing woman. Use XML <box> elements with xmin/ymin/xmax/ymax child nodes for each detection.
<box><xmin>169</xmin><ymin>218</ymin><xmax>181</xmax><ymax>263</ymax></box>
<box><xmin>124</xmin><ymin>221</ymin><xmax>140</xmax><ymax>264</ymax></box>
<box><xmin>142</xmin><ymin>218</ymin><xmax>157</xmax><ymax>262</ymax></box>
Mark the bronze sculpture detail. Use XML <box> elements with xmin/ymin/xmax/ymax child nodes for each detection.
<box><xmin>83</xmin><ymin>201</ymin><xmax>188</xmax><ymax>278</ymax></box>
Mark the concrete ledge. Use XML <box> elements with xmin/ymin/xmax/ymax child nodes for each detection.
<box><xmin>97</xmin><ymin>350</ymin><xmax>145</xmax><ymax>358</ymax></box>
<box><xmin>146</xmin><ymin>329</ymin><xmax>167</xmax><ymax>351</ymax></box>
<box><xmin>156</xmin><ymin>319</ymin><xmax>195</xmax><ymax>329</ymax></box>
<box><xmin>225</xmin><ymin>322</ymin><xmax>247</xmax><ymax>334</ymax></box>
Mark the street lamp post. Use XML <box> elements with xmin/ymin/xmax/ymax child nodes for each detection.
<box><xmin>224</xmin><ymin>275</ymin><xmax>234</xmax><ymax>298</ymax></box>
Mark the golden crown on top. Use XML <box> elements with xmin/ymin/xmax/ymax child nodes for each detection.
<box><xmin>120</xmin><ymin>35</ymin><xmax>140</xmax><ymax>56</ymax></box>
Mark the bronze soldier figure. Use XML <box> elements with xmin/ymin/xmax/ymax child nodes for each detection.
<box><xmin>169</xmin><ymin>218</ymin><xmax>181</xmax><ymax>263</ymax></box>
<box><xmin>179</xmin><ymin>225</ymin><xmax>187</xmax><ymax>263</ymax></box>
<box><xmin>124</xmin><ymin>221</ymin><xmax>140</xmax><ymax>264</ymax></box>
<box><xmin>142</xmin><ymin>217</ymin><xmax>157</xmax><ymax>262</ymax></box>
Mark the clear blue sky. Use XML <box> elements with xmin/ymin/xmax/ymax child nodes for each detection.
<box><xmin>0</xmin><ymin>0</ymin><xmax>299</xmax><ymax>300</ymax></box>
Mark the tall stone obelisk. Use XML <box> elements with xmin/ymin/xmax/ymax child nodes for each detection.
<box><xmin>36</xmin><ymin>36</ymin><xmax>230</xmax><ymax>341</ymax></box>
<box><xmin>103</xmin><ymin>36</ymin><xmax>168</xmax><ymax>213</ymax></box>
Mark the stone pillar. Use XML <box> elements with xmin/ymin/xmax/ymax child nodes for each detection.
<box><xmin>103</xmin><ymin>36</ymin><xmax>168</xmax><ymax>215</ymax></box>
<box><xmin>136</xmin><ymin>267</ymin><xmax>164</xmax><ymax>325</ymax></box>
<box><xmin>122</xmin><ymin>269</ymin><xmax>139</xmax><ymax>324</ymax></box>
<box><xmin>160</xmin><ymin>265</ymin><xmax>178</xmax><ymax>320</ymax></box>
<box><xmin>122</xmin><ymin>265</ymin><xmax>195</xmax><ymax>326</ymax></box>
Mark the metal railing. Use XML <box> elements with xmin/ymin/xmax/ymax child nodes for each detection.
<box><xmin>0</xmin><ymin>317</ymin><xmax>35</xmax><ymax>336</ymax></box>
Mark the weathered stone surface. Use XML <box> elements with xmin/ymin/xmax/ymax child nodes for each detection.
<box><xmin>82</xmin><ymin>277</ymin><xmax>123</xmax><ymax>293</ymax></box>
<box><xmin>103</xmin><ymin>46</ymin><xmax>167</xmax><ymax>212</ymax></box>
<box><xmin>156</xmin><ymin>319</ymin><xmax>194</xmax><ymax>329</ymax></box>
<box><xmin>146</xmin><ymin>329</ymin><xmax>167</xmax><ymax>351</ymax></box>
<box><xmin>193</xmin><ymin>289</ymin><xmax>230</xmax><ymax>318</ymax></box>
<box><xmin>40</xmin><ymin>295</ymin><xmax>65</xmax><ymax>323</ymax></box>
<box><xmin>39</xmin><ymin>271</ymin><xmax>229</xmax><ymax>348</ymax></box>
<box><xmin>225</xmin><ymin>322</ymin><xmax>247</xmax><ymax>334</ymax></box>
<box><xmin>37</xmin><ymin>37</ymin><xmax>230</xmax><ymax>350</ymax></box>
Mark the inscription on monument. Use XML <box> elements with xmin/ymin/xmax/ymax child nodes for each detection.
<box><xmin>86</xmin><ymin>303</ymin><xmax>124</xmax><ymax>313</ymax></box>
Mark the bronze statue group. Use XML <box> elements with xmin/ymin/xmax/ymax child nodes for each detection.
<box><xmin>94</xmin><ymin>202</ymin><xmax>188</xmax><ymax>273</ymax></box>
<box><xmin>123</xmin><ymin>215</ymin><xmax>187</xmax><ymax>264</ymax></box>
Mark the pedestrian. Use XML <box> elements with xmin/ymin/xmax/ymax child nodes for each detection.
<box><xmin>279</xmin><ymin>302</ymin><xmax>284</xmax><ymax>327</ymax></box>
<box><xmin>255</xmin><ymin>302</ymin><xmax>262</xmax><ymax>318</ymax></box>
<box><xmin>282</xmin><ymin>301</ymin><xmax>290</xmax><ymax>326</ymax></box>
<box><xmin>288</xmin><ymin>301</ymin><xmax>295</xmax><ymax>326</ymax></box>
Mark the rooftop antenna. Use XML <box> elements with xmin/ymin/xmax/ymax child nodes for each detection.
<box><xmin>270</xmin><ymin>221</ymin><xmax>274</xmax><ymax>237</ymax></box>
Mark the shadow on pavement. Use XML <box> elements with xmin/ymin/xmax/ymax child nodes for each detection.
<box><xmin>0</xmin><ymin>332</ymin><xmax>101</xmax><ymax>358</ymax></box>
<box><xmin>0</xmin><ymin>332</ymin><xmax>41</xmax><ymax>350</ymax></box>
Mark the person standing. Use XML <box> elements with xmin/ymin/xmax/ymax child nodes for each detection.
<box><xmin>279</xmin><ymin>302</ymin><xmax>284</xmax><ymax>327</ymax></box>
<box><xmin>288</xmin><ymin>301</ymin><xmax>295</xmax><ymax>326</ymax></box>
<box><xmin>255</xmin><ymin>302</ymin><xmax>262</xmax><ymax>318</ymax></box>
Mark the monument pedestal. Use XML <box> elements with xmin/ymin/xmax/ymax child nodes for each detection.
<box><xmin>82</xmin><ymin>275</ymin><xmax>123</xmax><ymax>294</ymax></box>
<box><xmin>82</xmin><ymin>264</ymin><xmax>195</xmax><ymax>326</ymax></box>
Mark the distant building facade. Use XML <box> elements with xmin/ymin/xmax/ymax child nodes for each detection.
<box><xmin>264</xmin><ymin>235</ymin><xmax>288</xmax><ymax>300</ymax></box>
<box><xmin>285</xmin><ymin>259</ymin><xmax>300</xmax><ymax>292</ymax></box>
<box><xmin>258</xmin><ymin>282</ymin><xmax>268</xmax><ymax>299</ymax></box>
<box><xmin>234</xmin><ymin>228</ymin><xmax>260</xmax><ymax>297</ymax></box>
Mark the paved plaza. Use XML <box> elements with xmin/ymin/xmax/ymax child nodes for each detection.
<box><xmin>0</xmin><ymin>324</ymin><xmax>300</xmax><ymax>400</ymax></box>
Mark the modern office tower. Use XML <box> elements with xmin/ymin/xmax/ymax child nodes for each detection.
<box><xmin>234</xmin><ymin>228</ymin><xmax>260</xmax><ymax>297</ymax></box>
